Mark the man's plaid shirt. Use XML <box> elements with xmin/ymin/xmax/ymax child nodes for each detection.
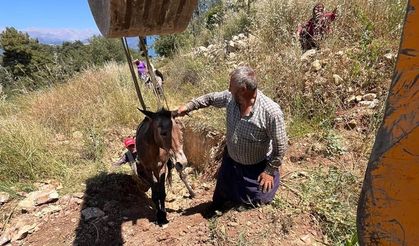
<box><xmin>185</xmin><ymin>90</ymin><xmax>287</xmax><ymax>170</ymax></box>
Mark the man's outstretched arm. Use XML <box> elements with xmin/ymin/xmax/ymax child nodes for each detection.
<box><xmin>177</xmin><ymin>90</ymin><xmax>230</xmax><ymax>116</ymax></box>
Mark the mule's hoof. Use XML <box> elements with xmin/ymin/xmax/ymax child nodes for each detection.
<box><xmin>189</xmin><ymin>192</ymin><xmax>196</xmax><ymax>199</ymax></box>
<box><xmin>157</xmin><ymin>217</ymin><xmax>169</xmax><ymax>226</ymax></box>
<box><xmin>156</xmin><ymin>211</ymin><xmax>169</xmax><ymax>225</ymax></box>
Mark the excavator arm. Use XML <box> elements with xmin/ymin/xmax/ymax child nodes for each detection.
<box><xmin>357</xmin><ymin>0</ymin><xmax>419</xmax><ymax>244</ymax></box>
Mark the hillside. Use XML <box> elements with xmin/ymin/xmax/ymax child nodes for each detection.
<box><xmin>0</xmin><ymin>0</ymin><xmax>407</xmax><ymax>245</ymax></box>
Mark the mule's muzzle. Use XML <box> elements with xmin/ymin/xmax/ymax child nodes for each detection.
<box><xmin>175</xmin><ymin>162</ymin><xmax>185</xmax><ymax>172</ymax></box>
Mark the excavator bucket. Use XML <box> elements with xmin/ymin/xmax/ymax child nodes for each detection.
<box><xmin>357</xmin><ymin>0</ymin><xmax>419</xmax><ymax>244</ymax></box>
<box><xmin>88</xmin><ymin>0</ymin><xmax>198</xmax><ymax>38</ymax></box>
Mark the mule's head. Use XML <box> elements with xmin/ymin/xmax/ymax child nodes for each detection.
<box><xmin>139</xmin><ymin>108</ymin><xmax>188</xmax><ymax>167</ymax></box>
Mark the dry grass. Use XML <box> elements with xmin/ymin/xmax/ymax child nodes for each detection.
<box><xmin>0</xmin><ymin>0</ymin><xmax>408</xmax><ymax>244</ymax></box>
<box><xmin>26</xmin><ymin>63</ymin><xmax>140</xmax><ymax>132</ymax></box>
<box><xmin>0</xmin><ymin>62</ymin><xmax>161</xmax><ymax>192</ymax></box>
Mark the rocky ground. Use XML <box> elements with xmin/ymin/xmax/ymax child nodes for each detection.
<box><xmin>0</xmin><ymin>129</ymin><xmax>367</xmax><ymax>246</ymax></box>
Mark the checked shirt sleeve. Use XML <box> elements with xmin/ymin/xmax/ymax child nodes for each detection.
<box><xmin>266</xmin><ymin>108</ymin><xmax>287</xmax><ymax>172</ymax></box>
<box><xmin>185</xmin><ymin>90</ymin><xmax>231</xmax><ymax>112</ymax></box>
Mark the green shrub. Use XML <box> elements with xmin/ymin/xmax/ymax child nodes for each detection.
<box><xmin>222</xmin><ymin>11</ymin><xmax>253</xmax><ymax>40</ymax></box>
<box><xmin>205</xmin><ymin>3</ymin><xmax>224</xmax><ymax>30</ymax></box>
<box><xmin>0</xmin><ymin>120</ymin><xmax>67</xmax><ymax>183</ymax></box>
<box><xmin>154</xmin><ymin>33</ymin><xmax>191</xmax><ymax>57</ymax></box>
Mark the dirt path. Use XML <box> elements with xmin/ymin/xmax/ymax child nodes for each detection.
<box><xmin>2</xmin><ymin>161</ymin><xmax>324</xmax><ymax>246</ymax></box>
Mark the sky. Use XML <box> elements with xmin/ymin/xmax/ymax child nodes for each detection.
<box><xmin>0</xmin><ymin>0</ymin><xmax>101</xmax><ymax>43</ymax></box>
<box><xmin>0</xmin><ymin>0</ymin><xmax>156</xmax><ymax>55</ymax></box>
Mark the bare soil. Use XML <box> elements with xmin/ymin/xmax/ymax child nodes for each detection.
<box><xmin>2</xmin><ymin>129</ymin><xmax>366</xmax><ymax>246</ymax></box>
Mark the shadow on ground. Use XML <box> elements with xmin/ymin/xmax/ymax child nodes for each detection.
<box><xmin>73</xmin><ymin>172</ymin><xmax>154</xmax><ymax>245</ymax></box>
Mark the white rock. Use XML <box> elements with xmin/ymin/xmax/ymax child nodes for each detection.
<box><xmin>355</xmin><ymin>95</ymin><xmax>363</xmax><ymax>102</ymax></box>
<box><xmin>346</xmin><ymin>95</ymin><xmax>357</xmax><ymax>104</ymax></box>
<box><xmin>34</xmin><ymin>189</ymin><xmax>59</xmax><ymax>206</ymax></box>
<box><xmin>0</xmin><ymin>229</ymin><xmax>11</xmax><ymax>245</ymax></box>
<box><xmin>72</xmin><ymin>192</ymin><xmax>84</xmax><ymax>199</ymax></box>
<box><xmin>311</xmin><ymin>60</ymin><xmax>322</xmax><ymax>71</ymax></box>
<box><xmin>335</xmin><ymin>51</ymin><xmax>344</xmax><ymax>56</ymax></box>
<box><xmin>18</xmin><ymin>199</ymin><xmax>35</xmax><ymax>212</ymax></box>
<box><xmin>227</xmin><ymin>221</ymin><xmax>238</xmax><ymax>227</ymax></box>
<box><xmin>362</xmin><ymin>93</ymin><xmax>377</xmax><ymax>101</ymax></box>
<box><xmin>384</xmin><ymin>53</ymin><xmax>395</xmax><ymax>60</ymax></box>
<box><xmin>18</xmin><ymin>189</ymin><xmax>59</xmax><ymax>212</ymax></box>
<box><xmin>236</xmin><ymin>40</ymin><xmax>247</xmax><ymax>50</ymax></box>
<box><xmin>71</xmin><ymin>197</ymin><xmax>83</xmax><ymax>205</ymax></box>
<box><xmin>12</xmin><ymin>224</ymin><xmax>36</xmax><ymax>241</ymax></box>
<box><xmin>229</xmin><ymin>52</ymin><xmax>237</xmax><ymax>59</ymax></box>
<box><xmin>0</xmin><ymin>192</ymin><xmax>10</xmax><ymax>204</ymax></box>
<box><xmin>300</xmin><ymin>49</ymin><xmax>316</xmax><ymax>62</ymax></box>
<box><xmin>226</xmin><ymin>40</ymin><xmax>238</xmax><ymax>53</ymax></box>
<box><xmin>35</xmin><ymin>205</ymin><xmax>62</xmax><ymax>218</ymax></box>
<box><xmin>332</xmin><ymin>74</ymin><xmax>343</xmax><ymax>84</ymax></box>
<box><xmin>81</xmin><ymin>207</ymin><xmax>105</xmax><ymax>221</ymax></box>
<box><xmin>368</xmin><ymin>99</ymin><xmax>380</xmax><ymax>108</ymax></box>
<box><xmin>359</xmin><ymin>101</ymin><xmax>372</xmax><ymax>107</ymax></box>
<box><xmin>232</xmin><ymin>35</ymin><xmax>240</xmax><ymax>41</ymax></box>
<box><xmin>238</xmin><ymin>33</ymin><xmax>246</xmax><ymax>39</ymax></box>
<box><xmin>195</xmin><ymin>46</ymin><xmax>207</xmax><ymax>56</ymax></box>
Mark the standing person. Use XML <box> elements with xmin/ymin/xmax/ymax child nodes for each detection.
<box><xmin>133</xmin><ymin>59</ymin><xmax>148</xmax><ymax>82</ymax></box>
<box><xmin>146</xmin><ymin>63</ymin><xmax>165</xmax><ymax>96</ymax></box>
<box><xmin>297</xmin><ymin>3</ymin><xmax>337</xmax><ymax>51</ymax></box>
<box><xmin>177</xmin><ymin>66</ymin><xmax>287</xmax><ymax>215</ymax></box>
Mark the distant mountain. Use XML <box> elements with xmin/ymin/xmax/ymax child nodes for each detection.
<box><xmin>25</xmin><ymin>30</ymin><xmax>155</xmax><ymax>55</ymax></box>
<box><xmin>24</xmin><ymin>28</ymin><xmax>97</xmax><ymax>45</ymax></box>
<box><xmin>0</xmin><ymin>27</ymin><xmax>156</xmax><ymax>56</ymax></box>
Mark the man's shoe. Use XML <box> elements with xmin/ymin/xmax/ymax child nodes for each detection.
<box><xmin>203</xmin><ymin>203</ymin><xmax>223</xmax><ymax>219</ymax></box>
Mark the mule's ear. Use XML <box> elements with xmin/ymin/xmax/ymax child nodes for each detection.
<box><xmin>138</xmin><ymin>108</ymin><xmax>155</xmax><ymax>119</ymax></box>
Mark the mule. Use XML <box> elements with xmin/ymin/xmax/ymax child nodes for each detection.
<box><xmin>135</xmin><ymin>108</ymin><xmax>195</xmax><ymax>225</ymax></box>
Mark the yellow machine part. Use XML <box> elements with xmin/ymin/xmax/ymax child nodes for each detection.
<box><xmin>88</xmin><ymin>0</ymin><xmax>198</xmax><ymax>37</ymax></box>
<box><xmin>357</xmin><ymin>0</ymin><xmax>419</xmax><ymax>244</ymax></box>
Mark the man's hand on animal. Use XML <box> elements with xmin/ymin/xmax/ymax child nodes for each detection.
<box><xmin>176</xmin><ymin>105</ymin><xmax>189</xmax><ymax>117</ymax></box>
<box><xmin>258</xmin><ymin>172</ymin><xmax>274</xmax><ymax>193</ymax></box>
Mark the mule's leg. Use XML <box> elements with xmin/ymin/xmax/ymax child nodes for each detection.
<box><xmin>151</xmin><ymin>181</ymin><xmax>161</xmax><ymax>223</ymax></box>
<box><xmin>175</xmin><ymin>163</ymin><xmax>196</xmax><ymax>198</ymax></box>
<box><xmin>155</xmin><ymin>173</ymin><xmax>169</xmax><ymax>225</ymax></box>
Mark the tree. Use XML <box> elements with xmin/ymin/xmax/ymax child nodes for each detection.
<box><xmin>0</xmin><ymin>27</ymin><xmax>55</xmax><ymax>89</ymax></box>
<box><xmin>58</xmin><ymin>41</ymin><xmax>91</xmax><ymax>73</ymax></box>
<box><xmin>88</xmin><ymin>36</ymin><xmax>125</xmax><ymax>65</ymax></box>
<box><xmin>0</xmin><ymin>27</ymin><xmax>33</xmax><ymax>78</ymax></box>
<box><xmin>153</xmin><ymin>33</ymin><xmax>190</xmax><ymax>57</ymax></box>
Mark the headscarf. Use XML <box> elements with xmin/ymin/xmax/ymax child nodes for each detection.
<box><xmin>313</xmin><ymin>3</ymin><xmax>325</xmax><ymax>21</ymax></box>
